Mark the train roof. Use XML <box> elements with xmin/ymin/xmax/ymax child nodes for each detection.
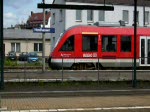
<box><xmin>64</xmin><ymin>25</ymin><xmax>150</xmax><ymax>36</ymax></box>
<box><xmin>53</xmin><ymin>25</ymin><xmax>150</xmax><ymax>52</ymax></box>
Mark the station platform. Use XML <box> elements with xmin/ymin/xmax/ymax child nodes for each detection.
<box><xmin>1</xmin><ymin>89</ymin><xmax>150</xmax><ymax>112</ymax></box>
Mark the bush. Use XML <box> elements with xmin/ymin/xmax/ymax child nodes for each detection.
<box><xmin>5</xmin><ymin>59</ymin><xmax>18</xmax><ymax>66</ymax></box>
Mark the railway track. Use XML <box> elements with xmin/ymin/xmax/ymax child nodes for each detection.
<box><xmin>3</xmin><ymin>70</ymin><xmax>150</xmax><ymax>82</ymax></box>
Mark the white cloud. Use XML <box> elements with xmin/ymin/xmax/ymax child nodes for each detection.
<box><xmin>4</xmin><ymin>12</ymin><xmax>18</xmax><ymax>28</ymax></box>
<box><xmin>3</xmin><ymin>0</ymin><xmax>53</xmax><ymax>28</ymax></box>
<box><xmin>45</xmin><ymin>0</ymin><xmax>53</xmax><ymax>3</ymax></box>
<box><xmin>4</xmin><ymin>0</ymin><xmax>35</xmax><ymax>9</ymax></box>
<box><xmin>4</xmin><ymin>12</ymin><xmax>17</xmax><ymax>19</ymax></box>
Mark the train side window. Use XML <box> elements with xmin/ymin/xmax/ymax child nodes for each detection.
<box><xmin>121</xmin><ymin>36</ymin><xmax>132</xmax><ymax>52</ymax></box>
<box><xmin>60</xmin><ymin>35</ymin><xmax>74</xmax><ymax>51</ymax></box>
<box><xmin>102</xmin><ymin>35</ymin><xmax>117</xmax><ymax>52</ymax></box>
<box><xmin>82</xmin><ymin>35</ymin><xmax>98</xmax><ymax>52</ymax></box>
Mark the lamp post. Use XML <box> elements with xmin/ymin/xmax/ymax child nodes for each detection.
<box><xmin>42</xmin><ymin>0</ymin><xmax>46</xmax><ymax>72</ymax></box>
<box><xmin>133</xmin><ymin>0</ymin><xmax>137</xmax><ymax>88</ymax></box>
<box><xmin>0</xmin><ymin>0</ymin><xmax>4</xmax><ymax>89</ymax></box>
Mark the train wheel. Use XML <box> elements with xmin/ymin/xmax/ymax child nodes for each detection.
<box><xmin>78</xmin><ymin>63</ymin><xmax>94</xmax><ymax>70</ymax></box>
<box><xmin>72</xmin><ymin>63</ymin><xmax>96</xmax><ymax>70</ymax></box>
<box><xmin>71</xmin><ymin>63</ymin><xmax>78</xmax><ymax>70</ymax></box>
<box><xmin>96</xmin><ymin>63</ymin><xmax>104</xmax><ymax>70</ymax></box>
<box><xmin>87</xmin><ymin>63</ymin><xmax>95</xmax><ymax>70</ymax></box>
<box><xmin>74</xmin><ymin>63</ymin><xmax>87</xmax><ymax>70</ymax></box>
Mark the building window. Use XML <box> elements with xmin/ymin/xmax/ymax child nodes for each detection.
<box><xmin>11</xmin><ymin>43</ymin><xmax>20</xmax><ymax>52</ymax></box>
<box><xmin>102</xmin><ymin>36</ymin><xmax>117</xmax><ymax>52</ymax></box>
<box><xmin>121</xmin><ymin>36</ymin><xmax>132</xmax><ymax>52</ymax></box>
<box><xmin>123</xmin><ymin>10</ymin><xmax>129</xmax><ymax>23</ymax></box>
<box><xmin>59</xmin><ymin>10</ymin><xmax>63</xmax><ymax>22</ymax></box>
<box><xmin>52</xmin><ymin>13</ymin><xmax>55</xmax><ymax>25</ymax></box>
<box><xmin>87</xmin><ymin>10</ymin><xmax>93</xmax><ymax>21</ymax></box>
<box><xmin>34</xmin><ymin>43</ymin><xmax>42</xmax><ymax>52</ymax></box>
<box><xmin>76</xmin><ymin>10</ymin><xmax>82</xmax><ymax>21</ymax></box>
<box><xmin>145</xmin><ymin>11</ymin><xmax>149</xmax><ymax>24</ymax></box>
<box><xmin>82</xmin><ymin>35</ymin><xmax>98</xmax><ymax>52</ymax></box>
<box><xmin>99</xmin><ymin>11</ymin><xmax>105</xmax><ymax>21</ymax></box>
<box><xmin>60</xmin><ymin>35</ymin><xmax>74</xmax><ymax>51</ymax></box>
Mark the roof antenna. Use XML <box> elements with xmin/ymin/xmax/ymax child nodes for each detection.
<box><xmin>119</xmin><ymin>20</ymin><xmax>126</xmax><ymax>26</ymax></box>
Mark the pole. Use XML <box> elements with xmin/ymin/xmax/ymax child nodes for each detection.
<box><xmin>104</xmin><ymin>0</ymin><xmax>106</xmax><ymax>6</ymax></box>
<box><xmin>98</xmin><ymin>58</ymin><xmax>100</xmax><ymax>84</ymax></box>
<box><xmin>0</xmin><ymin>0</ymin><xmax>4</xmax><ymax>89</ymax></box>
<box><xmin>62</xmin><ymin>57</ymin><xmax>64</xmax><ymax>83</ymax></box>
<box><xmin>42</xmin><ymin>0</ymin><xmax>46</xmax><ymax>72</ymax></box>
<box><xmin>133</xmin><ymin>0</ymin><xmax>137</xmax><ymax>88</ymax></box>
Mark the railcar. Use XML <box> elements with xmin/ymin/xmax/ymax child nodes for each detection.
<box><xmin>48</xmin><ymin>25</ymin><xmax>150</xmax><ymax>69</ymax></box>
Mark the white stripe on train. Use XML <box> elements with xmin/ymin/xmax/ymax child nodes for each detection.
<box><xmin>51</xmin><ymin>58</ymin><xmax>139</xmax><ymax>63</ymax></box>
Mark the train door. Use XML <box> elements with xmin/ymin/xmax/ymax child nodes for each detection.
<box><xmin>140</xmin><ymin>36</ymin><xmax>150</xmax><ymax>66</ymax></box>
<box><xmin>82</xmin><ymin>33</ymin><xmax>98</xmax><ymax>58</ymax></box>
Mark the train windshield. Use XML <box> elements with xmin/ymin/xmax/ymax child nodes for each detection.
<box><xmin>60</xmin><ymin>35</ymin><xmax>74</xmax><ymax>51</ymax></box>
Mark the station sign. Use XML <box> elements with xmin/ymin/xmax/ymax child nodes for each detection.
<box><xmin>33</xmin><ymin>28</ymin><xmax>55</xmax><ymax>33</ymax></box>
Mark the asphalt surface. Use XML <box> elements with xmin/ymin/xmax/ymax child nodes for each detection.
<box><xmin>1</xmin><ymin>81</ymin><xmax>150</xmax><ymax>111</ymax></box>
<box><xmin>1</xmin><ymin>91</ymin><xmax>150</xmax><ymax>111</ymax></box>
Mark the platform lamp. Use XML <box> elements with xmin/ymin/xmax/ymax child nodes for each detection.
<box><xmin>133</xmin><ymin>0</ymin><xmax>137</xmax><ymax>88</ymax></box>
<box><xmin>0</xmin><ymin>0</ymin><xmax>4</xmax><ymax>89</ymax></box>
<box><xmin>42</xmin><ymin>0</ymin><xmax>46</xmax><ymax>72</ymax></box>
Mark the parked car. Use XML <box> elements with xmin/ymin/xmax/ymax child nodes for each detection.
<box><xmin>18</xmin><ymin>52</ymin><xmax>28</xmax><ymax>61</ymax></box>
<box><xmin>27</xmin><ymin>52</ymin><xmax>39</xmax><ymax>63</ymax></box>
<box><xmin>7</xmin><ymin>51</ymin><xmax>17</xmax><ymax>61</ymax></box>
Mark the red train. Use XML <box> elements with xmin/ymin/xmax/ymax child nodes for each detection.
<box><xmin>48</xmin><ymin>25</ymin><xmax>150</xmax><ymax>69</ymax></box>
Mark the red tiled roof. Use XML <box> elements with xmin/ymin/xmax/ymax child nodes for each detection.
<box><xmin>28</xmin><ymin>12</ymin><xmax>51</xmax><ymax>22</ymax></box>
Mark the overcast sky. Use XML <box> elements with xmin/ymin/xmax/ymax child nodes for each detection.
<box><xmin>4</xmin><ymin>0</ymin><xmax>53</xmax><ymax>28</ymax></box>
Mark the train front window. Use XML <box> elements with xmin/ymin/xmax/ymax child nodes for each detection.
<box><xmin>121</xmin><ymin>36</ymin><xmax>132</xmax><ymax>52</ymax></box>
<box><xmin>60</xmin><ymin>35</ymin><xmax>74</xmax><ymax>51</ymax></box>
<box><xmin>82</xmin><ymin>35</ymin><xmax>98</xmax><ymax>52</ymax></box>
<box><xmin>102</xmin><ymin>35</ymin><xmax>117</xmax><ymax>52</ymax></box>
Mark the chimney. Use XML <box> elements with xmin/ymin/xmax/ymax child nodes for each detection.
<box><xmin>31</xmin><ymin>11</ymin><xmax>33</xmax><ymax>15</ymax></box>
<box><xmin>45</xmin><ymin>11</ymin><xmax>48</xmax><ymax>15</ymax></box>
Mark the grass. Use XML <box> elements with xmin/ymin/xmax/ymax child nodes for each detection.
<box><xmin>4</xmin><ymin>59</ymin><xmax>42</xmax><ymax>67</ymax></box>
<box><xmin>4</xmin><ymin>59</ymin><xmax>18</xmax><ymax>66</ymax></box>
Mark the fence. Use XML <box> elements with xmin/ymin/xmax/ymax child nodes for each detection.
<box><xmin>3</xmin><ymin>56</ymin><xmax>150</xmax><ymax>83</ymax></box>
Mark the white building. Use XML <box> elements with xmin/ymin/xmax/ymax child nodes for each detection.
<box><xmin>51</xmin><ymin>0</ymin><xmax>150</xmax><ymax>50</ymax></box>
<box><xmin>4</xmin><ymin>29</ymin><xmax>51</xmax><ymax>57</ymax></box>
